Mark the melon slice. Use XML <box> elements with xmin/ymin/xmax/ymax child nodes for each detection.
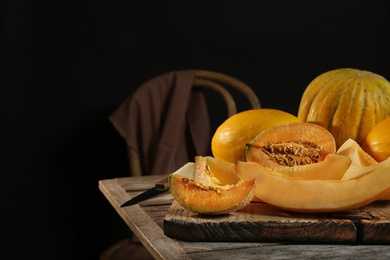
<box><xmin>168</xmin><ymin>174</ymin><xmax>255</xmax><ymax>215</ymax></box>
<box><xmin>169</xmin><ymin>156</ymin><xmax>255</xmax><ymax>215</ymax></box>
<box><xmin>271</xmin><ymin>153</ymin><xmax>351</xmax><ymax>180</ymax></box>
<box><xmin>338</xmin><ymin>156</ymin><xmax>390</xmax><ymax>200</ymax></box>
<box><xmin>236</xmin><ymin>158</ymin><xmax>390</xmax><ymax>213</ymax></box>
<box><xmin>245</xmin><ymin>122</ymin><xmax>349</xmax><ymax>179</ymax></box>
<box><xmin>193</xmin><ymin>156</ymin><xmax>239</xmax><ymax>188</ymax></box>
<box><xmin>336</xmin><ymin>138</ymin><xmax>379</xmax><ymax>180</ymax></box>
<box><xmin>203</xmin><ymin>156</ymin><xmax>240</xmax><ymax>185</ymax></box>
<box><xmin>337</xmin><ymin>138</ymin><xmax>378</xmax><ymax>167</ymax></box>
<box><xmin>172</xmin><ymin>162</ymin><xmax>195</xmax><ymax>179</ymax></box>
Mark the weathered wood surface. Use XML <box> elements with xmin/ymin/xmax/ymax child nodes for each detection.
<box><xmin>164</xmin><ymin>200</ymin><xmax>390</xmax><ymax>244</ymax></box>
<box><xmin>99</xmin><ymin>175</ymin><xmax>390</xmax><ymax>260</ymax></box>
<box><xmin>99</xmin><ymin>176</ymin><xmax>189</xmax><ymax>260</ymax></box>
<box><xmin>164</xmin><ymin>201</ymin><xmax>356</xmax><ymax>243</ymax></box>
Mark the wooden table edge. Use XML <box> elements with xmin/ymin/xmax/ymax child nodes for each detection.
<box><xmin>98</xmin><ymin>179</ymin><xmax>190</xmax><ymax>260</ymax></box>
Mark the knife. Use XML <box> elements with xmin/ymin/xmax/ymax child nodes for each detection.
<box><xmin>120</xmin><ymin>177</ymin><xmax>170</xmax><ymax>207</ymax></box>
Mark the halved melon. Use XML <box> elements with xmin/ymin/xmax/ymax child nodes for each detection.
<box><xmin>246</xmin><ymin>122</ymin><xmax>336</xmax><ymax>169</ymax></box>
<box><xmin>270</xmin><ymin>153</ymin><xmax>351</xmax><ymax>180</ymax></box>
<box><xmin>246</xmin><ymin>122</ymin><xmax>346</xmax><ymax>180</ymax></box>
<box><xmin>236</xmin><ymin>158</ymin><xmax>390</xmax><ymax>213</ymax></box>
<box><xmin>168</xmin><ymin>174</ymin><xmax>255</xmax><ymax>215</ymax></box>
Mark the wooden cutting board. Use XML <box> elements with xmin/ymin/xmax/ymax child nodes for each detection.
<box><xmin>163</xmin><ymin>200</ymin><xmax>390</xmax><ymax>243</ymax></box>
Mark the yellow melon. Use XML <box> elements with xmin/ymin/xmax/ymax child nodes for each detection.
<box><xmin>298</xmin><ymin>68</ymin><xmax>390</xmax><ymax>148</ymax></box>
<box><xmin>362</xmin><ymin>118</ymin><xmax>390</xmax><ymax>162</ymax></box>
<box><xmin>211</xmin><ymin>109</ymin><xmax>300</xmax><ymax>163</ymax></box>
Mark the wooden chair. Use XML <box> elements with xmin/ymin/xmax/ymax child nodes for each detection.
<box><xmin>101</xmin><ymin>70</ymin><xmax>261</xmax><ymax>260</ymax></box>
<box><xmin>127</xmin><ymin>70</ymin><xmax>261</xmax><ymax>177</ymax></box>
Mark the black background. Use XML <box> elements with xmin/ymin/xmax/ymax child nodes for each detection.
<box><xmin>2</xmin><ymin>1</ymin><xmax>389</xmax><ymax>259</ymax></box>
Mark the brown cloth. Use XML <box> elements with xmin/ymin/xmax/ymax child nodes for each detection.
<box><xmin>109</xmin><ymin>70</ymin><xmax>212</xmax><ymax>175</ymax></box>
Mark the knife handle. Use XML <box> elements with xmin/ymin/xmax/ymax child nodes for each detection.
<box><xmin>155</xmin><ymin>178</ymin><xmax>169</xmax><ymax>191</ymax></box>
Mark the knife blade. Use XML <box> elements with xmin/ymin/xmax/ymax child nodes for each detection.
<box><xmin>120</xmin><ymin>177</ymin><xmax>169</xmax><ymax>207</ymax></box>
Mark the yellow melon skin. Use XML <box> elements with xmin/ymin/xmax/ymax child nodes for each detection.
<box><xmin>298</xmin><ymin>68</ymin><xmax>390</xmax><ymax>148</ymax></box>
<box><xmin>168</xmin><ymin>174</ymin><xmax>255</xmax><ymax>215</ymax></box>
<box><xmin>362</xmin><ymin>118</ymin><xmax>390</xmax><ymax>162</ymax></box>
<box><xmin>236</xmin><ymin>159</ymin><xmax>390</xmax><ymax>213</ymax></box>
<box><xmin>211</xmin><ymin>109</ymin><xmax>301</xmax><ymax>163</ymax></box>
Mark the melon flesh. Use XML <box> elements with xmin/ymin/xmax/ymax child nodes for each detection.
<box><xmin>337</xmin><ymin>138</ymin><xmax>378</xmax><ymax>167</ymax></box>
<box><xmin>236</xmin><ymin>158</ymin><xmax>390</xmax><ymax>213</ymax></box>
<box><xmin>271</xmin><ymin>153</ymin><xmax>351</xmax><ymax>180</ymax></box>
<box><xmin>193</xmin><ymin>156</ymin><xmax>240</xmax><ymax>188</ymax></box>
<box><xmin>169</xmin><ymin>156</ymin><xmax>255</xmax><ymax>215</ymax></box>
<box><xmin>336</xmin><ymin>138</ymin><xmax>380</xmax><ymax>180</ymax></box>
<box><xmin>168</xmin><ymin>174</ymin><xmax>255</xmax><ymax>215</ymax></box>
<box><xmin>203</xmin><ymin>156</ymin><xmax>240</xmax><ymax>185</ymax></box>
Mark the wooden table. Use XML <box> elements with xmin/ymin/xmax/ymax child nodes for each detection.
<box><xmin>99</xmin><ymin>175</ymin><xmax>390</xmax><ymax>259</ymax></box>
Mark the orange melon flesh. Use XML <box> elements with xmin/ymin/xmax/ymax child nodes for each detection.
<box><xmin>203</xmin><ymin>156</ymin><xmax>240</xmax><ymax>185</ymax></box>
<box><xmin>193</xmin><ymin>156</ymin><xmax>239</xmax><ymax>187</ymax></box>
<box><xmin>341</xmin><ymin>163</ymin><xmax>383</xmax><ymax>181</ymax></box>
<box><xmin>236</xmin><ymin>158</ymin><xmax>390</xmax><ymax>213</ymax></box>
<box><xmin>246</xmin><ymin>122</ymin><xmax>337</xmax><ymax>169</ymax></box>
<box><xmin>337</xmin><ymin>138</ymin><xmax>378</xmax><ymax>167</ymax></box>
<box><xmin>336</xmin><ymin>139</ymin><xmax>379</xmax><ymax>180</ymax></box>
<box><xmin>168</xmin><ymin>174</ymin><xmax>255</xmax><ymax>215</ymax></box>
<box><xmin>270</xmin><ymin>153</ymin><xmax>351</xmax><ymax>180</ymax></box>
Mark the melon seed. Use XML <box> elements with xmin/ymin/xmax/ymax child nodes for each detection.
<box><xmin>262</xmin><ymin>142</ymin><xmax>321</xmax><ymax>166</ymax></box>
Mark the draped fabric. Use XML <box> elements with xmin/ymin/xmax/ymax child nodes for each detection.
<box><xmin>109</xmin><ymin>70</ymin><xmax>212</xmax><ymax>175</ymax></box>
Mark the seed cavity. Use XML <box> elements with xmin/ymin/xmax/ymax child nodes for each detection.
<box><xmin>262</xmin><ymin>141</ymin><xmax>321</xmax><ymax>166</ymax></box>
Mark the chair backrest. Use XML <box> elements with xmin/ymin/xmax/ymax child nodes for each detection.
<box><xmin>111</xmin><ymin>70</ymin><xmax>261</xmax><ymax>177</ymax></box>
<box><xmin>193</xmin><ymin>70</ymin><xmax>261</xmax><ymax>117</ymax></box>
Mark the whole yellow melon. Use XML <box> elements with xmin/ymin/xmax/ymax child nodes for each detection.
<box><xmin>211</xmin><ymin>108</ymin><xmax>300</xmax><ymax>163</ymax></box>
<box><xmin>298</xmin><ymin>68</ymin><xmax>390</xmax><ymax>148</ymax></box>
